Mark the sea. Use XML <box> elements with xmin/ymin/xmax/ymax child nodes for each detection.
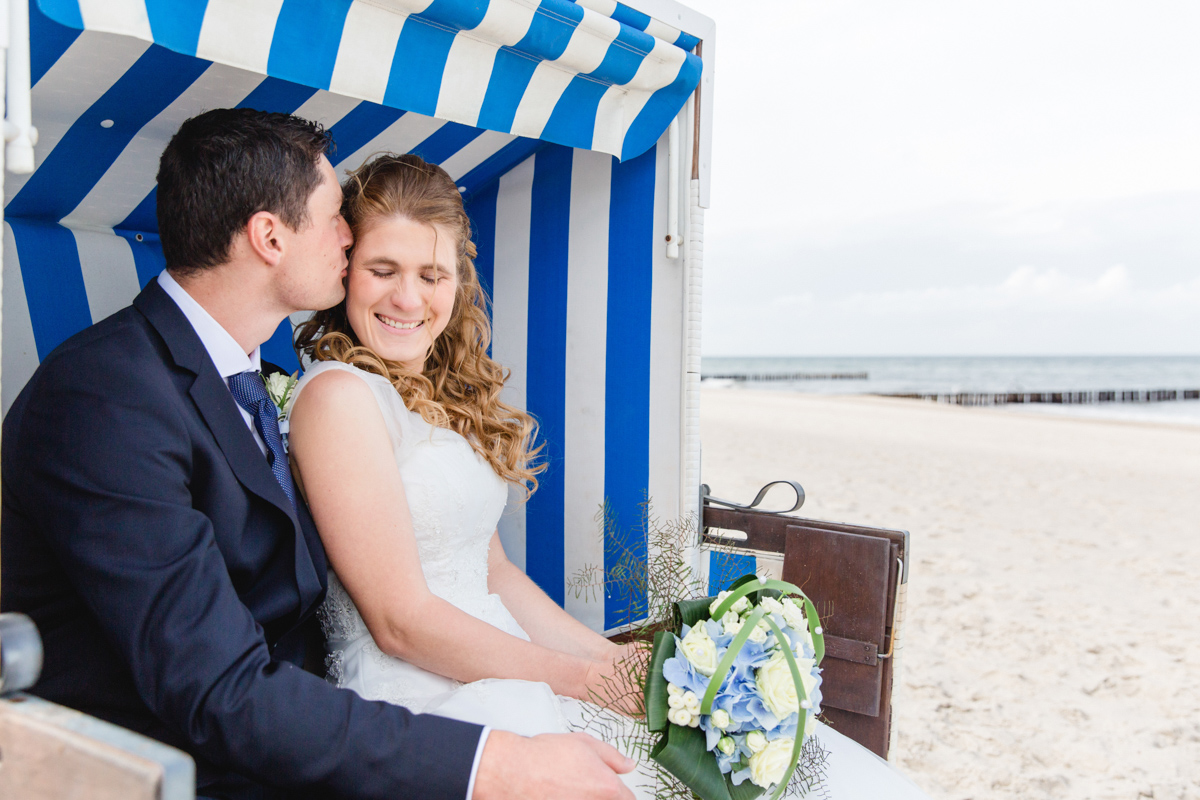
<box><xmin>700</xmin><ymin>355</ymin><xmax>1200</xmax><ymax>427</ymax></box>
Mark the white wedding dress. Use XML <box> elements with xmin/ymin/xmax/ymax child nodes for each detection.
<box><xmin>295</xmin><ymin>360</ymin><xmax>931</xmax><ymax>799</ymax></box>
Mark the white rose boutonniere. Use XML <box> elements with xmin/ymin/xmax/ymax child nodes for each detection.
<box><xmin>263</xmin><ymin>371</ymin><xmax>299</xmax><ymax>422</ymax></box>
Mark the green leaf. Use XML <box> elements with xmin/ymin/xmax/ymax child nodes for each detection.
<box><xmin>728</xmin><ymin>573</ymin><xmax>761</xmax><ymax>591</ymax></box>
<box><xmin>651</xmin><ymin>722</ymin><xmax>745</xmax><ymax>800</ymax></box>
<box><xmin>675</xmin><ymin>596</ymin><xmax>715</xmax><ymax>629</ymax></box>
<box><xmin>728</xmin><ymin>774</ymin><xmax>767</xmax><ymax>800</ymax></box>
<box><xmin>645</xmin><ymin>631</ymin><xmax>676</xmax><ymax>733</ymax></box>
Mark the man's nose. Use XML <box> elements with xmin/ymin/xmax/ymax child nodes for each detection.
<box><xmin>339</xmin><ymin>217</ymin><xmax>353</xmax><ymax>249</ymax></box>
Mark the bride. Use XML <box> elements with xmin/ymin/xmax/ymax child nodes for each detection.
<box><xmin>287</xmin><ymin>153</ymin><xmax>932</xmax><ymax>799</ymax></box>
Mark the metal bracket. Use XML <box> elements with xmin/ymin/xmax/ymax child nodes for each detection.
<box><xmin>700</xmin><ymin>480</ymin><xmax>805</xmax><ymax>515</ymax></box>
<box><xmin>877</xmin><ymin>558</ymin><xmax>907</xmax><ymax>660</ymax></box>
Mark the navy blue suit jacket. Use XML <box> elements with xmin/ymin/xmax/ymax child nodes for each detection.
<box><xmin>1</xmin><ymin>278</ymin><xmax>482</xmax><ymax>799</ymax></box>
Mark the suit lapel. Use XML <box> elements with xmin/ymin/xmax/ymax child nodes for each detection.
<box><xmin>134</xmin><ymin>279</ymin><xmax>325</xmax><ymax>613</ymax></box>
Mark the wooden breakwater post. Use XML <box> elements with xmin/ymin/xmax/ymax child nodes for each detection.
<box><xmin>882</xmin><ymin>388</ymin><xmax>1200</xmax><ymax>406</ymax></box>
<box><xmin>703</xmin><ymin>371</ymin><xmax>870</xmax><ymax>382</ymax></box>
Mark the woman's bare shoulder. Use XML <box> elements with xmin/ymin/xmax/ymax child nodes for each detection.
<box><xmin>290</xmin><ymin>365</ymin><xmax>381</xmax><ymax>425</ymax></box>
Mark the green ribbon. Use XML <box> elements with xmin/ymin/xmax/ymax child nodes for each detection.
<box><xmin>761</xmin><ymin>615</ymin><xmax>811</xmax><ymax>800</ymax></box>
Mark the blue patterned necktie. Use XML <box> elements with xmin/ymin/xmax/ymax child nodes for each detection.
<box><xmin>228</xmin><ymin>370</ymin><xmax>297</xmax><ymax>511</ymax></box>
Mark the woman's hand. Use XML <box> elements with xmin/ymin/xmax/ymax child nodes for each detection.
<box><xmin>581</xmin><ymin>643</ymin><xmax>648</xmax><ymax>717</ymax></box>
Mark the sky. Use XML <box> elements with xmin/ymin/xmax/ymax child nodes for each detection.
<box><xmin>682</xmin><ymin>0</ymin><xmax>1200</xmax><ymax>356</ymax></box>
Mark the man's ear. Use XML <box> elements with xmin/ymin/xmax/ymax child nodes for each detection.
<box><xmin>246</xmin><ymin>210</ymin><xmax>285</xmax><ymax>266</ymax></box>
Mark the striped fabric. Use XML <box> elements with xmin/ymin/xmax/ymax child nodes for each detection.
<box><xmin>575</xmin><ymin>0</ymin><xmax>701</xmax><ymax>52</ymax></box>
<box><xmin>466</xmin><ymin>144</ymin><xmax>685</xmax><ymax>630</ymax></box>
<box><xmin>3</xmin><ymin>0</ymin><xmax>696</xmax><ymax>629</ymax></box>
<box><xmin>34</xmin><ymin>0</ymin><xmax>702</xmax><ymax>161</ymax></box>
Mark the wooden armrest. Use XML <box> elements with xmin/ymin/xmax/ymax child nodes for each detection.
<box><xmin>0</xmin><ymin>694</ymin><xmax>194</xmax><ymax>800</ymax></box>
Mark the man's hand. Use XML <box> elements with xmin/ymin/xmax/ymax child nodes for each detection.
<box><xmin>473</xmin><ymin>730</ymin><xmax>636</xmax><ymax>800</ymax></box>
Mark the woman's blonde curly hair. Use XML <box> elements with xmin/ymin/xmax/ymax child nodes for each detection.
<box><xmin>294</xmin><ymin>153</ymin><xmax>543</xmax><ymax>495</ymax></box>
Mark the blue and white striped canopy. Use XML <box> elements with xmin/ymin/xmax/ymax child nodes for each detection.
<box><xmin>4</xmin><ymin>0</ymin><xmax>708</xmax><ymax>629</ymax></box>
<box><xmin>34</xmin><ymin>0</ymin><xmax>701</xmax><ymax>161</ymax></box>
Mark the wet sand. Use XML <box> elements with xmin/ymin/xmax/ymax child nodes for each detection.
<box><xmin>700</xmin><ymin>388</ymin><xmax>1200</xmax><ymax>800</ymax></box>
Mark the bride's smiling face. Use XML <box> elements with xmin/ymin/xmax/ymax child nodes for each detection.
<box><xmin>345</xmin><ymin>215</ymin><xmax>458</xmax><ymax>371</ymax></box>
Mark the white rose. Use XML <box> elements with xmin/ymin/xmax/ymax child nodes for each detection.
<box><xmin>760</xmin><ymin>596</ymin><xmax>786</xmax><ymax>616</ymax></box>
<box><xmin>756</xmin><ymin>651</ymin><xmax>800</xmax><ymax>718</ymax></box>
<box><xmin>745</xmin><ymin>730</ymin><xmax>768</xmax><ymax>754</ymax></box>
<box><xmin>680</xmin><ymin>624</ymin><xmax>718</xmax><ymax>677</ymax></box>
<box><xmin>731</xmin><ymin>595</ymin><xmax>751</xmax><ymax>615</ymax></box>
<box><xmin>749</xmin><ymin>737</ymin><xmax>794</xmax><ymax>789</ymax></box>
<box><xmin>708</xmin><ymin>591</ymin><xmax>732</xmax><ymax>617</ymax></box>
<box><xmin>264</xmin><ymin>372</ymin><xmax>290</xmax><ymax>397</ymax></box>
<box><xmin>782</xmin><ymin>597</ymin><xmax>808</xmax><ymax>631</ymax></box>
<box><xmin>717</xmin><ymin>736</ymin><xmax>736</xmax><ymax>756</ymax></box>
<box><xmin>710</xmin><ymin>709</ymin><xmax>731</xmax><ymax>730</ymax></box>
<box><xmin>794</xmin><ymin>656</ymin><xmax>819</xmax><ymax>700</ymax></box>
<box><xmin>747</xmin><ymin>619</ymin><xmax>768</xmax><ymax>645</ymax></box>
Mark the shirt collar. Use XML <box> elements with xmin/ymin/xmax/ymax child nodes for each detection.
<box><xmin>157</xmin><ymin>269</ymin><xmax>261</xmax><ymax>379</ymax></box>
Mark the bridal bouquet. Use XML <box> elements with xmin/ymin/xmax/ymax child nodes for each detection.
<box><xmin>643</xmin><ymin>574</ymin><xmax>826</xmax><ymax>800</ymax></box>
<box><xmin>572</xmin><ymin>505</ymin><xmax>830</xmax><ymax>800</ymax></box>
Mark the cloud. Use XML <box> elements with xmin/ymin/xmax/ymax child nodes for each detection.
<box><xmin>683</xmin><ymin>0</ymin><xmax>1200</xmax><ymax>356</ymax></box>
<box><xmin>706</xmin><ymin>266</ymin><xmax>1200</xmax><ymax>356</ymax></box>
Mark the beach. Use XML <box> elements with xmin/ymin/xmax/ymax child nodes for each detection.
<box><xmin>700</xmin><ymin>387</ymin><xmax>1200</xmax><ymax>800</ymax></box>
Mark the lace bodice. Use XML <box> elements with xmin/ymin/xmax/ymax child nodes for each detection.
<box><xmin>294</xmin><ymin>361</ymin><xmax>518</xmax><ymax>703</ymax></box>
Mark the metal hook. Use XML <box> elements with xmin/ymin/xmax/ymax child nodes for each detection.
<box><xmin>701</xmin><ymin>480</ymin><xmax>805</xmax><ymax>515</ymax></box>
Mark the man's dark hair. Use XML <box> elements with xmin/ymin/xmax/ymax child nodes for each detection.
<box><xmin>156</xmin><ymin>108</ymin><xmax>334</xmax><ymax>274</ymax></box>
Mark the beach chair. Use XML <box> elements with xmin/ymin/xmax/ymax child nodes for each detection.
<box><xmin>0</xmin><ymin>0</ymin><xmax>907</xmax><ymax>788</ymax></box>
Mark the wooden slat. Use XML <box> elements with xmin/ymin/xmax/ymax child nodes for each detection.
<box><xmin>0</xmin><ymin>695</ymin><xmax>194</xmax><ymax>800</ymax></box>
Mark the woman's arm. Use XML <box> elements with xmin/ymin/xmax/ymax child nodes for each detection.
<box><xmin>289</xmin><ymin>370</ymin><xmax>601</xmax><ymax>700</ymax></box>
<box><xmin>487</xmin><ymin>534</ymin><xmax>622</xmax><ymax>662</ymax></box>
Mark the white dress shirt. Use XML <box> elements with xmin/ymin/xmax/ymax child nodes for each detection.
<box><xmin>157</xmin><ymin>270</ymin><xmax>267</xmax><ymax>456</ymax></box>
<box><xmin>156</xmin><ymin>270</ymin><xmax>491</xmax><ymax>798</ymax></box>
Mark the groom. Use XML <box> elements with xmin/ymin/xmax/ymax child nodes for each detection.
<box><xmin>1</xmin><ymin>108</ymin><xmax>632</xmax><ymax>800</ymax></box>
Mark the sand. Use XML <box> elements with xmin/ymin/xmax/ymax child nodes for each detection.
<box><xmin>700</xmin><ymin>388</ymin><xmax>1200</xmax><ymax>800</ymax></box>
